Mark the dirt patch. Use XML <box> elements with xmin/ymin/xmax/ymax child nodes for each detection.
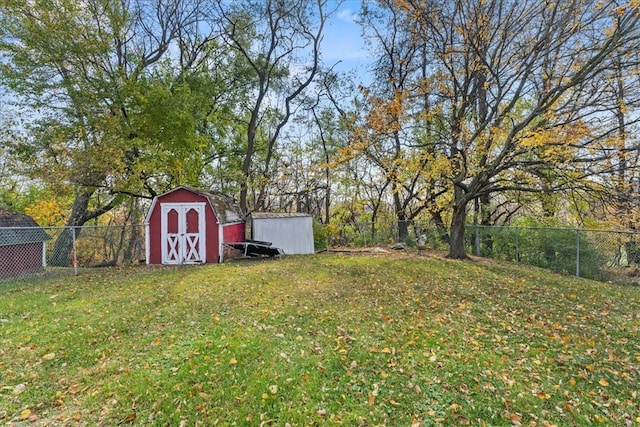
<box><xmin>326</xmin><ymin>246</ymin><xmax>451</xmax><ymax>260</ymax></box>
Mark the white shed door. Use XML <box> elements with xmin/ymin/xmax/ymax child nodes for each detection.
<box><xmin>161</xmin><ymin>203</ymin><xmax>206</xmax><ymax>264</ymax></box>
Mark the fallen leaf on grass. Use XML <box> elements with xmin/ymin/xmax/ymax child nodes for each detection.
<box><xmin>118</xmin><ymin>413</ymin><xmax>136</xmax><ymax>424</ymax></box>
<box><xmin>13</xmin><ymin>383</ymin><xmax>26</xmax><ymax>394</ymax></box>
<box><xmin>508</xmin><ymin>413</ymin><xmax>522</xmax><ymax>426</ymax></box>
<box><xmin>19</xmin><ymin>409</ymin><xmax>31</xmax><ymax>420</ymax></box>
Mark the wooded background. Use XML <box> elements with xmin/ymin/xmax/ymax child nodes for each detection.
<box><xmin>1</xmin><ymin>0</ymin><xmax>639</xmax><ymax>260</ymax></box>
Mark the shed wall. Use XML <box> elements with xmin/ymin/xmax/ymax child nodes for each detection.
<box><xmin>147</xmin><ymin>188</ymin><xmax>220</xmax><ymax>264</ymax></box>
<box><xmin>223</xmin><ymin>223</ymin><xmax>245</xmax><ymax>243</ymax></box>
<box><xmin>0</xmin><ymin>243</ymin><xmax>45</xmax><ymax>278</ymax></box>
<box><xmin>252</xmin><ymin>216</ymin><xmax>314</xmax><ymax>255</ymax></box>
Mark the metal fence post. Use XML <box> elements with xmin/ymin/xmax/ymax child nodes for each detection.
<box><xmin>72</xmin><ymin>226</ymin><xmax>78</xmax><ymax>276</ymax></box>
<box><xmin>474</xmin><ymin>225</ymin><xmax>480</xmax><ymax>256</ymax></box>
<box><xmin>515</xmin><ymin>227</ymin><xmax>519</xmax><ymax>262</ymax></box>
<box><xmin>576</xmin><ymin>228</ymin><xmax>580</xmax><ymax>278</ymax></box>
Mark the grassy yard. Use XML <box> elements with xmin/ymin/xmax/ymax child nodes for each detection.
<box><xmin>1</xmin><ymin>252</ymin><xmax>639</xmax><ymax>426</ymax></box>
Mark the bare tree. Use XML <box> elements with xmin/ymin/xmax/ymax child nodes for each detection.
<box><xmin>213</xmin><ymin>0</ymin><xmax>341</xmax><ymax>214</ymax></box>
<box><xmin>396</xmin><ymin>0</ymin><xmax>640</xmax><ymax>258</ymax></box>
<box><xmin>357</xmin><ymin>0</ymin><xmax>448</xmax><ymax>241</ymax></box>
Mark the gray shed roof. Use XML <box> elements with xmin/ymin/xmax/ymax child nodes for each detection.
<box><xmin>180</xmin><ymin>186</ymin><xmax>244</xmax><ymax>224</ymax></box>
<box><xmin>251</xmin><ymin>212</ymin><xmax>312</xmax><ymax>219</ymax></box>
<box><xmin>0</xmin><ymin>208</ymin><xmax>51</xmax><ymax>247</ymax></box>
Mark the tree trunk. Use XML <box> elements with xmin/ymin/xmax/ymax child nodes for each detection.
<box><xmin>370</xmin><ymin>207</ymin><xmax>378</xmax><ymax>243</ymax></box>
<box><xmin>397</xmin><ymin>217</ymin><xmax>409</xmax><ymax>242</ymax></box>
<box><xmin>429</xmin><ymin>208</ymin><xmax>449</xmax><ymax>243</ymax></box>
<box><xmin>447</xmin><ymin>190</ymin><xmax>469</xmax><ymax>259</ymax></box>
<box><xmin>49</xmin><ymin>228</ymin><xmax>76</xmax><ymax>267</ymax></box>
<box><xmin>323</xmin><ymin>142</ymin><xmax>331</xmax><ymax>225</ymax></box>
<box><xmin>392</xmin><ymin>186</ymin><xmax>409</xmax><ymax>241</ymax></box>
<box><xmin>324</xmin><ymin>183</ymin><xmax>330</xmax><ymax>225</ymax></box>
<box><xmin>239</xmin><ymin>119</ymin><xmax>257</xmax><ymax>214</ymax></box>
<box><xmin>49</xmin><ymin>191</ymin><xmax>93</xmax><ymax>266</ymax></box>
<box><xmin>49</xmin><ymin>189</ymin><xmax>120</xmax><ymax>266</ymax></box>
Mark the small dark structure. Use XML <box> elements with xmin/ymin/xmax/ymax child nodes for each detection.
<box><xmin>225</xmin><ymin>239</ymin><xmax>285</xmax><ymax>258</ymax></box>
<box><xmin>0</xmin><ymin>208</ymin><xmax>51</xmax><ymax>278</ymax></box>
<box><xmin>145</xmin><ymin>186</ymin><xmax>245</xmax><ymax>264</ymax></box>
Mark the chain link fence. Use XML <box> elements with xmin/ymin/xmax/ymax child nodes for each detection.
<box><xmin>0</xmin><ymin>225</ymin><xmax>145</xmax><ymax>282</ymax></box>
<box><xmin>3</xmin><ymin>221</ymin><xmax>639</xmax><ymax>285</ymax></box>
<box><xmin>469</xmin><ymin>225</ymin><xmax>640</xmax><ymax>283</ymax></box>
<box><xmin>323</xmin><ymin>220</ymin><xmax>449</xmax><ymax>249</ymax></box>
<box><xmin>322</xmin><ymin>221</ymin><xmax>640</xmax><ymax>285</ymax></box>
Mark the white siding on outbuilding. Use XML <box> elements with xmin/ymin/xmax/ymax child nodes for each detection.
<box><xmin>251</xmin><ymin>213</ymin><xmax>314</xmax><ymax>255</ymax></box>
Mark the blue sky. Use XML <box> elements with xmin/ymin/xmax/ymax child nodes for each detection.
<box><xmin>321</xmin><ymin>0</ymin><xmax>372</xmax><ymax>81</ymax></box>
<box><xmin>0</xmin><ymin>1</ymin><xmax>372</xmax><ymax>116</ymax></box>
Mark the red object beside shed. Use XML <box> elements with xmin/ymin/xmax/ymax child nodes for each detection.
<box><xmin>145</xmin><ymin>186</ymin><xmax>245</xmax><ymax>264</ymax></box>
<box><xmin>0</xmin><ymin>208</ymin><xmax>51</xmax><ymax>279</ymax></box>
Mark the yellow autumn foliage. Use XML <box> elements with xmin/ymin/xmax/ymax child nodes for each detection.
<box><xmin>24</xmin><ymin>198</ymin><xmax>67</xmax><ymax>226</ymax></box>
<box><xmin>518</xmin><ymin>119</ymin><xmax>590</xmax><ymax>163</ymax></box>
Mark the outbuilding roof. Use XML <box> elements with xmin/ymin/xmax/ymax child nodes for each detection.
<box><xmin>250</xmin><ymin>212</ymin><xmax>312</xmax><ymax>219</ymax></box>
<box><xmin>147</xmin><ymin>186</ymin><xmax>245</xmax><ymax>224</ymax></box>
<box><xmin>184</xmin><ymin>186</ymin><xmax>245</xmax><ymax>224</ymax></box>
<box><xmin>0</xmin><ymin>208</ymin><xmax>51</xmax><ymax>247</ymax></box>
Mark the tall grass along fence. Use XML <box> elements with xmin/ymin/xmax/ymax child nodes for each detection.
<box><xmin>324</xmin><ymin>221</ymin><xmax>640</xmax><ymax>284</ymax></box>
<box><xmin>0</xmin><ymin>225</ymin><xmax>145</xmax><ymax>282</ymax></box>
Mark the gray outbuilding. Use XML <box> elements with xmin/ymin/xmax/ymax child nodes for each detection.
<box><xmin>250</xmin><ymin>212</ymin><xmax>314</xmax><ymax>255</ymax></box>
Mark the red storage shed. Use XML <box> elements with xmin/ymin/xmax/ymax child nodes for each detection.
<box><xmin>0</xmin><ymin>208</ymin><xmax>51</xmax><ymax>279</ymax></box>
<box><xmin>145</xmin><ymin>186</ymin><xmax>245</xmax><ymax>264</ymax></box>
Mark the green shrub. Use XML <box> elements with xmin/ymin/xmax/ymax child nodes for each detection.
<box><xmin>469</xmin><ymin>219</ymin><xmax>607</xmax><ymax>280</ymax></box>
<box><xmin>312</xmin><ymin>219</ymin><xmax>328</xmax><ymax>251</ymax></box>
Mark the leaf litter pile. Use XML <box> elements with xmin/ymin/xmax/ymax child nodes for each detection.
<box><xmin>1</xmin><ymin>254</ymin><xmax>639</xmax><ymax>425</ymax></box>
